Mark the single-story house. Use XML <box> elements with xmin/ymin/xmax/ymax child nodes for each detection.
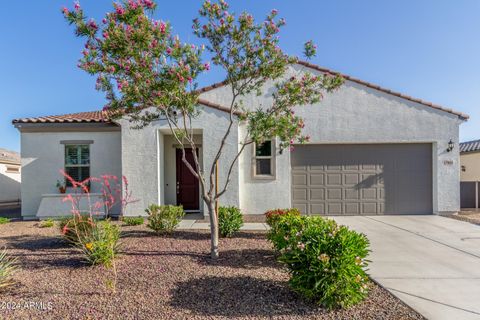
<box><xmin>460</xmin><ymin>139</ymin><xmax>480</xmax><ymax>209</ymax></box>
<box><xmin>0</xmin><ymin>148</ymin><xmax>21</xmax><ymax>205</ymax></box>
<box><xmin>13</xmin><ymin>62</ymin><xmax>469</xmax><ymax>220</ymax></box>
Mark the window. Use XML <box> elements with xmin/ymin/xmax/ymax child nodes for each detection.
<box><xmin>253</xmin><ymin>140</ymin><xmax>275</xmax><ymax>178</ymax></box>
<box><xmin>65</xmin><ymin>145</ymin><xmax>90</xmax><ymax>186</ymax></box>
<box><xmin>5</xmin><ymin>165</ymin><xmax>20</xmax><ymax>173</ymax></box>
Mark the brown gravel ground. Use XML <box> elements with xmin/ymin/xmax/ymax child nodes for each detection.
<box><xmin>449</xmin><ymin>210</ymin><xmax>480</xmax><ymax>225</ymax></box>
<box><xmin>0</xmin><ymin>221</ymin><xmax>424</xmax><ymax>320</ymax></box>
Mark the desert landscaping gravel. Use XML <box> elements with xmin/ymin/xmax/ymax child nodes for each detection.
<box><xmin>450</xmin><ymin>210</ymin><xmax>480</xmax><ymax>226</ymax></box>
<box><xmin>0</xmin><ymin>221</ymin><xmax>424</xmax><ymax>320</ymax></box>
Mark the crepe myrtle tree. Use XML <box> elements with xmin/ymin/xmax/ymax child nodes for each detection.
<box><xmin>63</xmin><ymin>0</ymin><xmax>343</xmax><ymax>258</ymax></box>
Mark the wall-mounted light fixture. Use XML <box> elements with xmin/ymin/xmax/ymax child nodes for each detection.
<box><xmin>446</xmin><ymin>139</ymin><xmax>455</xmax><ymax>152</ymax></box>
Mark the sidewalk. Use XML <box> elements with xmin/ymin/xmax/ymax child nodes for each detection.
<box><xmin>178</xmin><ymin>219</ymin><xmax>270</xmax><ymax>231</ymax></box>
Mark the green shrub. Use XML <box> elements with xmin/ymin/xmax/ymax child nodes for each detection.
<box><xmin>146</xmin><ymin>205</ymin><xmax>184</xmax><ymax>234</ymax></box>
<box><xmin>264</xmin><ymin>208</ymin><xmax>300</xmax><ymax>228</ymax></box>
<box><xmin>59</xmin><ymin>215</ymin><xmax>96</xmax><ymax>244</ymax></box>
<box><xmin>80</xmin><ymin>220</ymin><xmax>120</xmax><ymax>268</ymax></box>
<box><xmin>0</xmin><ymin>217</ymin><xmax>10</xmax><ymax>225</ymax></box>
<box><xmin>39</xmin><ymin>219</ymin><xmax>55</xmax><ymax>228</ymax></box>
<box><xmin>218</xmin><ymin>206</ymin><xmax>243</xmax><ymax>237</ymax></box>
<box><xmin>122</xmin><ymin>216</ymin><xmax>144</xmax><ymax>226</ymax></box>
<box><xmin>0</xmin><ymin>248</ymin><xmax>17</xmax><ymax>291</ymax></box>
<box><xmin>268</xmin><ymin>214</ymin><xmax>370</xmax><ymax>309</ymax></box>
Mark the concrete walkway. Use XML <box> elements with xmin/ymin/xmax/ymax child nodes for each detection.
<box><xmin>178</xmin><ymin>220</ymin><xmax>269</xmax><ymax>231</ymax></box>
<box><xmin>332</xmin><ymin>215</ymin><xmax>480</xmax><ymax>320</ymax></box>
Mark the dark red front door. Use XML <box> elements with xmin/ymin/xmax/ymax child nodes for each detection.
<box><xmin>176</xmin><ymin>148</ymin><xmax>199</xmax><ymax>210</ymax></box>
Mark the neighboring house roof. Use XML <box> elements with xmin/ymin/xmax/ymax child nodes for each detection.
<box><xmin>11</xmin><ymin>99</ymin><xmax>237</xmax><ymax>124</ymax></box>
<box><xmin>12</xmin><ymin>60</ymin><xmax>468</xmax><ymax>124</ymax></box>
<box><xmin>0</xmin><ymin>148</ymin><xmax>20</xmax><ymax>165</ymax></box>
<box><xmin>460</xmin><ymin>139</ymin><xmax>480</xmax><ymax>153</ymax></box>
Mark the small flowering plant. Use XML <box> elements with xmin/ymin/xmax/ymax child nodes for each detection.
<box><xmin>59</xmin><ymin>170</ymin><xmax>136</xmax><ymax>292</ymax></box>
<box><xmin>79</xmin><ymin>220</ymin><xmax>121</xmax><ymax>268</ymax></box>
<box><xmin>56</xmin><ymin>179</ymin><xmax>66</xmax><ymax>193</ymax></box>
<box><xmin>267</xmin><ymin>214</ymin><xmax>370</xmax><ymax>309</ymax></box>
<box><xmin>265</xmin><ymin>208</ymin><xmax>300</xmax><ymax>228</ymax></box>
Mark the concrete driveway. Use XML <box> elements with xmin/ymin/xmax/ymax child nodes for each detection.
<box><xmin>332</xmin><ymin>215</ymin><xmax>480</xmax><ymax>320</ymax></box>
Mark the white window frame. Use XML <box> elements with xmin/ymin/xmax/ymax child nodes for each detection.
<box><xmin>64</xmin><ymin>144</ymin><xmax>90</xmax><ymax>186</ymax></box>
<box><xmin>252</xmin><ymin>139</ymin><xmax>276</xmax><ymax>180</ymax></box>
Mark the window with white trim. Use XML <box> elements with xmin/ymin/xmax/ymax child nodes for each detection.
<box><xmin>253</xmin><ymin>140</ymin><xmax>275</xmax><ymax>178</ymax></box>
<box><xmin>65</xmin><ymin>145</ymin><xmax>90</xmax><ymax>186</ymax></box>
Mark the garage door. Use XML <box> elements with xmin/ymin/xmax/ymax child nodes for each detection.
<box><xmin>291</xmin><ymin>144</ymin><xmax>433</xmax><ymax>215</ymax></box>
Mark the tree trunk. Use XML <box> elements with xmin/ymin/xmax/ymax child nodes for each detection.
<box><xmin>207</xmin><ymin>200</ymin><xmax>219</xmax><ymax>259</ymax></box>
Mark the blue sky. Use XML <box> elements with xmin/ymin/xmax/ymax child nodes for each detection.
<box><xmin>1</xmin><ymin>0</ymin><xmax>479</xmax><ymax>152</ymax></box>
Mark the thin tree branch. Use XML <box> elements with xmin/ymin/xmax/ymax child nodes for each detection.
<box><xmin>215</xmin><ymin>139</ymin><xmax>253</xmax><ymax>199</ymax></box>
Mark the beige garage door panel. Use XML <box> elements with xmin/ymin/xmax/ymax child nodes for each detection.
<box><xmin>291</xmin><ymin>144</ymin><xmax>433</xmax><ymax>215</ymax></box>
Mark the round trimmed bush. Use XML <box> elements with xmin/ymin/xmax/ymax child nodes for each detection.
<box><xmin>218</xmin><ymin>206</ymin><xmax>243</xmax><ymax>237</ymax></box>
<box><xmin>146</xmin><ymin>204</ymin><xmax>184</xmax><ymax>234</ymax></box>
<box><xmin>268</xmin><ymin>214</ymin><xmax>370</xmax><ymax>309</ymax></box>
<box><xmin>122</xmin><ymin>216</ymin><xmax>144</xmax><ymax>226</ymax></box>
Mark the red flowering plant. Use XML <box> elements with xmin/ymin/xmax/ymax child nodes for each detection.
<box><xmin>63</xmin><ymin>0</ymin><xmax>343</xmax><ymax>259</ymax></box>
<box><xmin>58</xmin><ymin>170</ymin><xmax>136</xmax><ymax>291</ymax></box>
<box><xmin>265</xmin><ymin>208</ymin><xmax>301</xmax><ymax>228</ymax></box>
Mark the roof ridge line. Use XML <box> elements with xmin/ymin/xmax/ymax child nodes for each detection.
<box><xmin>295</xmin><ymin>60</ymin><xmax>469</xmax><ymax>120</ymax></box>
<box><xmin>460</xmin><ymin>139</ymin><xmax>480</xmax><ymax>144</ymax></box>
<box><xmin>195</xmin><ymin>60</ymin><xmax>469</xmax><ymax>120</ymax></box>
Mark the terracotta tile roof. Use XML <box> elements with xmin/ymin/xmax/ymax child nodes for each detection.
<box><xmin>12</xmin><ymin>100</ymin><xmax>239</xmax><ymax>125</ymax></box>
<box><xmin>198</xmin><ymin>98</ymin><xmax>243</xmax><ymax>116</ymax></box>
<box><xmin>196</xmin><ymin>80</ymin><xmax>229</xmax><ymax>94</ymax></box>
<box><xmin>460</xmin><ymin>139</ymin><xmax>480</xmax><ymax>153</ymax></box>
<box><xmin>197</xmin><ymin>60</ymin><xmax>469</xmax><ymax>121</ymax></box>
<box><xmin>12</xmin><ymin>110</ymin><xmax>114</xmax><ymax>124</ymax></box>
<box><xmin>0</xmin><ymin>148</ymin><xmax>20</xmax><ymax>164</ymax></box>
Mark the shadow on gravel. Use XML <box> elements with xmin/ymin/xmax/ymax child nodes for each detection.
<box><xmin>170</xmin><ymin>276</ymin><xmax>321</xmax><ymax>317</ymax></box>
<box><xmin>120</xmin><ymin>229</ymin><xmax>211</xmax><ymax>240</ymax></box>
<box><xmin>120</xmin><ymin>229</ymin><xmax>266</xmax><ymax>240</ymax></box>
<box><xmin>1</xmin><ymin>234</ymin><xmax>68</xmax><ymax>251</ymax></box>
<box><xmin>195</xmin><ymin>249</ymin><xmax>279</xmax><ymax>269</ymax></box>
<box><xmin>119</xmin><ymin>229</ymin><xmax>155</xmax><ymax>239</ymax></box>
<box><xmin>121</xmin><ymin>249</ymin><xmax>205</xmax><ymax>260</ymax></box>
<box><xmin>18</xmin><ymin>253</ymin><xmax>86</xmax><ymax>269</ymax></box>
<box><xmin>1</xmin><ymin>235</ymin><xmax>86</xmax><ymax>269</ymax></box>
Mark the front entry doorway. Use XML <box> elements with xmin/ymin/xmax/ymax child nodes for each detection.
<box><xmin>176</xmin><ymin>148</ymin><xmax>200</xmax><ymax>211</ymax></box>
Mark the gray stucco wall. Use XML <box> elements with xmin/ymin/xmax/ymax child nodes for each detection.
<box><xmin>238</xmin><ymin>125</ymin><xmax>291</xmax><ymax>214</ymax></box>
<box><xmin>0</xmin><ymin>163</ymin><xmax>21</xmax><ymax>203</ymax></box>
<box><xmin>20</xmin><ymin>130</ymin><xmax>122</xmax><ymax>218</ymax></box>
<box><xmin>119</xmin><ymin>107</ymin><xmax>239</xmax><ymax>216</ymax></box>
<box><xmin>201</xmin><ymin>64</ymin><xmax>463</xmax><ymax>214</ymax></box>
